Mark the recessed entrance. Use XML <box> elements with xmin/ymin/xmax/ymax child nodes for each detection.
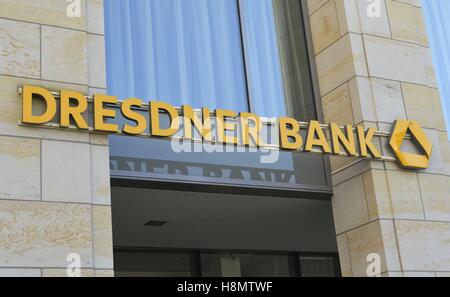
<box><xmin>111</xmin><ymin>186</ymin><xmax>340</xmax><ymax>277</ymax></box>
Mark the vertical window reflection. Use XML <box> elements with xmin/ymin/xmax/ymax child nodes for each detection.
<box><xmin>105</xmin><ymin>0</ymin><xmax>248</xmax><ymax>111</ymax></box>
<box><xmin>240</xmin><ymin>0</ymin><xmax>316</xmax><ymax>120</ymax></box>
<box><xmin>105</xmin><ymin>0</ymin><xmax>327</xmax><ymax>189</ymax></box>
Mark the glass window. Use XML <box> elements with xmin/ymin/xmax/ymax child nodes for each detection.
<box><xmin>299</xmin><ymin>256</ymin><xmax>337</xmax><ymax>277</ymax></box>
<box><xmin>105</xmin><ymin>0</ymin><xmax>315</xmax><ymax>118</ymax></box>
<box><xmin>114</xmin><ymin>250</ymin><xmax>193</xmax><ymax>277</ymax></box>
<box><xmin>105</xmin><ymin>0</ymin><xmax>330</xmax><ymax>192</ymax></box>
<box><xmin>112</xmin><ymin>249</ymin><xmax>341</xmax><ymax>277</ymax></box>
<box><xmin>201</xmin><ymin>253</ymin><xmax>293</xmax><ymax>277</ymax></box>
<box><xmin>105</xmin><ymin>0</ymin><xmax>248</xmax><ymax>111</ymax></box>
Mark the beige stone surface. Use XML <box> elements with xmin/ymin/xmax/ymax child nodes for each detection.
<box><xmin>89</xmin><ymin>134</ymin><xmax>109</xmax><ymax>146</ymax></box>
<box><xmin>0</xmin><ymin>136</ymin><xmax>40</xmax><ymax>201</ymax></box>
<box><xmin>0</xmin><ymin>75</ymin><xmax>90</xmax><ymax>142</ymax></box>
<box><xmin>332</xmin><ymin>175</ymin><xmax>369</xmax><ymax>234</ymax></box>
<box><xmin>0</xmin><ymin>200</ymin><xmax>93</xmax><ymax>268</ymax></box>
<box><xmin>336</xmin><ymin>0</ymin><xmax>391</xmax><ymax>37</ymax></box>
<box><xmin>331</xmin><ymin>159</ymin><xmax>385</xmax><ymax>186</ymax></box>
<box><xmin>88</xmin><ymin>34</ymin><xmax>106</xmax><ymax>88</ymax></box>
<box><xmin>336</xmin><ymin>233</ymin><xmax>352</xmax><ymax>276</ymax></box>
<box><xmin>92</xmin><ymin>205</ymin><xmax>114</xmax><ymax>269</ymax></box>
<box><xmin>357</xmin><ymin>0</ymin><xmax>391</xmax><ymax>37</ymax></box>
<box><xmin>42</xmin><ymin>269</ymin><xmax>94</xmax><ymax>277</ymax></box>
<box><xmin>321</xmin><ymin>82</ymin><xmax>354</xmax><ymax>125</ymax></box>
<box><xmin>386</xmin><ymin>171</ymin><xmax>424</xmax><ymax>220</ymax></box>
<box><xmin>364</xmin><ymin>34</ymin><xmax>428</xmax><ymax>85</ymax></box>
<box><xmin>402</xmin><ymin>271</ymin><xmax>436</xmax><ymax>277</ymax></box>
<box><xmin>421</xmin><ymin>47</ymin><xmax>438</xmax><ymax>88</ymax></box>
<box><xmin>91</xmin><ymin>145</ymin><xmax>111</xmax><ymax>205</ymax></box>
<box><xmin>370</xmin><ymin>78</ymin><xmax>406</xmax><ymax>123</ymax></box>
<box><xmin>0</xmin><ymin>0</ymin><xmax>86</xmax><ymax>30</ymax></box>
<box><xmin>95</xmin><ymin>269</ymin><xmax>115</xmax><ymax>277</ymax></box>
<box><xmin>346</xmin><ymin>220</ymin><xmax>401</xmax><ymax>276</ymax></box>
<box><xmin>0</xmin><ymin>268</ymin><xmax>41</xmax><ymax>277</ymax></box>
<box><xmin>330</xmin><ymin>155</ymin><xmax>359</xmax><ymax>173</ymax></box>
<box><xmin>347</xmin><ymin>76</ymin><xmax>377</xmax><ymax>123</ymax></box>
<box><xmin>42</xmin><ymin>140</ymin><xmax>91</xmax><ymax>203</ymax></box>
<box><xmin>88</xmin><ymin>0</ymin><xmax>105</xmax><ymax>35</ymax></box>
<box><xmin>417</xmin><ymin>174</ymin><xmax>450</xmax><ymax>222</ymax></box>
<box><xmin>387</xmin><ymin>0</ymin><xmax>419</xmax><ymax>43</ymax></box>
<box><xmin>41</xmin><ymin>26</ymin><xmax>87</xmax><ymax>85</ymax></box>
<box><xmin>430</xmin><ymin>88</ymin><xmax>447</xmax><ymax>131</ymax></box>
<box><xmin>310</xmin><ymin>0</ymin><xmax>450</xmax><ymax>277</ymax></box>
<box><xmin>363</xmin><ymin>170</ymin><xmax>393</xmax><ymax>220</ymax></box>
<box><xmin>316</xmin><ymin>33</ymin><xmax>367</xmax><ymax>96</ymax></box>
<box><xmin>413</xmin><ymin>5</ymin><xmax>428</xmax><ymax>46</ymax></box>
<box><xmin>401</xmin><ymin>83</ymin><xmax>436</xmax><ymax>129</ymax></box>
<box><xmin>335</xmin><ymin>0</ymin><xmax>357</xmax><ymax>35</ymax></box>
<box><xmin>0</xmin><ymin>19</ymin><xmax>40</xmax><ymax>78</ymax></box>
<box><xmin>310</xmin><ymin>0</ymin><xmax>340</xmax><ymax>55</ymax></box>
<box><xmin>395</xmin><ymin>220</ymin><xmax>450</xmax><ymax>271</ymax></box>
<box><xmin>438</xmin><ymin>131</ymin><xmax>450</xmax><ymax>175</ymax></box>
<box><xmin>307</xmin><ymin>0</ymin><xmax>329</xmax><ymax>15</ymax></box>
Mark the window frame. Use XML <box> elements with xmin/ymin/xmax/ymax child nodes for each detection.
<box><xmin>108</xmin><ymin>0</ymin><xmax>332</xmax><ymax>198</ymax></box>
<box><xmin>113</xmin><ymin>247</ymin><xmax>341</xmax><ymax>277</ymax></box>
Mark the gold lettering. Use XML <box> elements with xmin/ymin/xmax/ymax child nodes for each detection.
<box><xmin>216</xmin><ymin>109</ymin><xmax>238</xmax><ymax>145</ymax></box>
<box><xmin>357</xmin><ymin>126</ymin><xmax>381</xmax><ymax>158</ymax></box>
<box><xmin>94</xmin><ymin>94</ymin><xmax>118</xmax><ymax>133</ymax></box>
<box><xmin>239</xmin><ymin>112</ymin><xmax>264</xmax><ymax>147</ymax></box>
<box><xmin>121</xmin><ymin>98</ymin><xmax>147</xmax><ymax>135</ymax></box>
<box><xmin>304</xmin><ymin>120</ymin><xmax>331</xmax><ymax>153</ymax></box>
<box><xmin>182</xmin><ymin>105</ymin><xmax>212</xmax><ymax>141</ymax></box>
<box><xmin>279</xmin><ymin>117</ymin><xmax>302</xmax><ymax>150</ymax></box>
<box><xmin>150</xmin><ymin>101</ymin><xmax>180</xmax><ymax>137</ymax></box>
<box><xmin>60</xmin><ymin>90</ymin><xmax>89</xmax><ymax>129</ymax></box>
<box><xmin>329</xmin><ymin>123</ymin><xmax>357</xmax><ymax>156</ymax></box>
<box><xmin>22</xmin><ymin>85</ymin><xmax>57</xmax><ymax>125</ymax></box>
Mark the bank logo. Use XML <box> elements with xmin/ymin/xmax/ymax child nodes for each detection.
<box><xmin>19</xmin><ymin>85</ymin><xmax>434</xmax><ymax>170</ymax></box>
<box><xmin>389</xmin><ymin>120</ymin><xmax>432</xmax><ymax>169</ymax></box>
<box><xmin>66</xmin><ymin>0</ymin><xmax>81</xmax><ymax>18</ymax></box>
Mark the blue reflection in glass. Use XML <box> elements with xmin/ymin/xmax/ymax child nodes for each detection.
<box><xmin>239</xmin><ymin>0</ymin><xmax>287</xmax><ymax>117</ymax></box>
<box><xmin>104</xmin><ymin>0</ymin><xmax>329</xmax><ymax>190</ymax></box>
<box><xmin>105</xmin><ymin>0</ymin><xmax>248</xmax><ymax>111</ymax></box>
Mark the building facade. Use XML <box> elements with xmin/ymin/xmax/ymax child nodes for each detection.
<box><xmin>0</xmin><ymin>0</ymin><xmax>449</xmax><ymax>277</ymax></box>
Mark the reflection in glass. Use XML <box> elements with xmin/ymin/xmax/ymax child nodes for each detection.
<box><xmin>114</xmin><ymin>251</ymin><xmax>192</xmax><ymax>277</ymax></box>
<box><xmin>300</xmin><ymin>256</ymin><xmax>337</xmax><ymax>277</ymax></box>
<box><xmin>201</xmin><ymin>253</ymin><xmax>292</xmax><ymax>277</ymax></box>
<box><xmin>105</xmin><ymin>0</ymin><xmax>329</xmax><ymax>190</ymax></box>
<box><xmin>105</xmin><ymin>0</ymin><xmax>248</xmax><ymax>111</ymax></box>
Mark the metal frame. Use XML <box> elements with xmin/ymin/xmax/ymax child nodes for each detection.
<box><xmin>300</xmin><ymin>0</ymin><xmax>333</xmax><ymax>189</ymax></box>
<box><xmin>113</xmin><ymin>246</ymin><xmax>341</xmax><ymax>277</ymax></box>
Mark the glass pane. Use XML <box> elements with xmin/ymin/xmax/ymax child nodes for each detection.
<box><xmin>105</xmin><ymin>0</ymin><xmax>330</xmax><ymax>192</ymax></box>
<box><xmin>105</xmin><ymin>0</ymin><xmax>248</xmax><ymax>111</ymax></box>
<box><xmin>201</xmin><ymin>253</ymin><xmax>292</xmax><ymax>277</ymax></box>
<box><xmin>300</xmin><ymin>256</ymin><xmax>337</xmax><ymax>277</ymax></box>
<box><xmin>240</xmin><ymin>0</ymin><xmax>316</xmax><ymax>120</ymax></box>
<box><xmin>114</xmin><ymin>251</ymin><xmax>192</xmax><ymax>277</ymax></box>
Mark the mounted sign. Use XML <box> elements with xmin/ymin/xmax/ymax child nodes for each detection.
<box><xmin>19</xmin><ymin>85</ymin><xmax>432</xmax><ymax>169</ymax></box>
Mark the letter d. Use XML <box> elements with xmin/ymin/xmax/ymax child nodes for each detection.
<box><xmin>22</xmin><ymin>85</ymin><xmax>57</xmax><ymax>124</ymax></box>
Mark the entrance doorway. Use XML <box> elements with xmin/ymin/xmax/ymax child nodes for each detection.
<box><xmin>111</xmin><ymin>187</ymin><xmax>340</xmax><ymax>277</ymax></box>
